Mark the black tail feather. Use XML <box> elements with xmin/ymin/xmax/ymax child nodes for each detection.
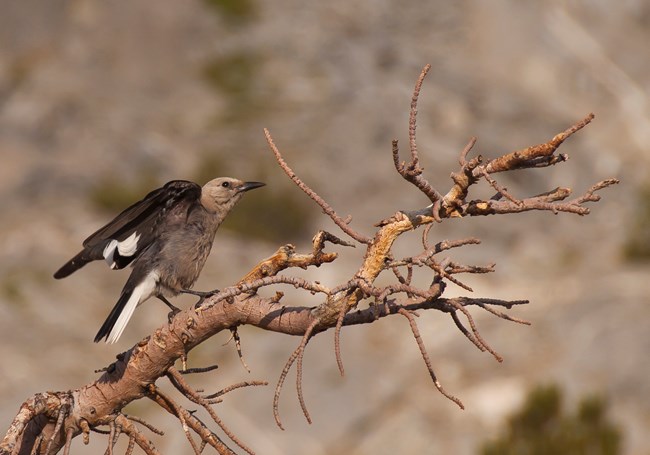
<box><xmin>54</xmin><ymin>249</ymin><xmax>95</xmax><ymax>279</ymax></box>
<box><xmin>94</xmin><ymin>288</ymin><xmax>132</xmax><ymax>343</ymax></box>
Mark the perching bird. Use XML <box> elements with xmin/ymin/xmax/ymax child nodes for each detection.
<box><xmin>54</xmin><ymin>177</ymin><xmax>265</xmax><ymax>343</ymax></box>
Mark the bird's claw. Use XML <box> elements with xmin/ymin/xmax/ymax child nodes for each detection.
<box><xmin>167</xmin><ymin>307</ymin><xmax>181</xmax><ymax>323</ymax></box>
<box><xmin>180</xmin><ymin>288</ymin><xmax>220</xmax><ymax>309</ymax></box>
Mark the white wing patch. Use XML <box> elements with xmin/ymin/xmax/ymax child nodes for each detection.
<box><xmin>103</xmin><ymin>240</ymin><xmax>119</xmax><ymax>268</ymax></box>
<box><xmin>102</xmin><ymin>232</ymin><xmax>141</xmax><ymax>269</ymax></box>
<box><xmin>118</xmin><ymin>232</ymin><xmax>141</xmax><ymax>257</ymax></box>
<box><xmin>106</xmin><ymin>270</ymin><xmax>158</xmax><ymax>344</ymax></box>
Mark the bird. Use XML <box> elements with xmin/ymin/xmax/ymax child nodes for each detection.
<box><xmin>54</xmin><ymin>177</ymin><xmax>265</xmax><ymax>344</ymax></box>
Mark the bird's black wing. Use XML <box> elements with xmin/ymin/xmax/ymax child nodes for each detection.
<box><xmin>54</xmin><ymin>180</ymin><xmax>202</xmax><ymax>278</ymax></box>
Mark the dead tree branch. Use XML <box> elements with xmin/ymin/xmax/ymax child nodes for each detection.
<box><xmin>1</xmin><ymin>64</ymin><xmax>617</xmax><ymax>455</ymax></box>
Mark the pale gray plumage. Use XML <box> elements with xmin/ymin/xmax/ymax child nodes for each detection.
<box><xmin>54</xmin><ymin>177</ymin><xmax>265</xmax><ymax>343</ymax></box>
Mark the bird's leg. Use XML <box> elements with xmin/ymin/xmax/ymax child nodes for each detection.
<box><xmin>157</xmin><ymin>295</ymin><xmax>181</xmax><ymax>322</ymax></box>
<box><xmin>180</xmin><ymin>289</ymin><xmax>220</xmax><ymax>309</ymax></box>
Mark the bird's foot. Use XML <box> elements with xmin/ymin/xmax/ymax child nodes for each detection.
<box><xmin>167</xmin><ymin>307</ymin><xmax>181</xmax><ymax>323</ymax></box>
<box><xmin>157</xmin><ymin>295</ymin><xmax>181</xmax><ymax>312</ymax></box>
<box><xmin>180</xmin><ymin>288</ymin><xmax>220</xmax><ymax>309</ymax></box>
<box><xmin>157</xmin><ymin>296</ymin><xmax>182</xmax><ymax>323</ymax></box>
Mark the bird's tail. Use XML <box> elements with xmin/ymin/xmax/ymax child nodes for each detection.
<box><xmin>53</xmin><ymin>249</ymin><xmax>96</xmax><ymax>279</ymax></box>
<box><xmin>94</xmin><ymin>270</ymin><xmax>158</xmax><ymax>343</ymax></box>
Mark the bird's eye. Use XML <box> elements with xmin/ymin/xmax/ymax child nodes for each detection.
<box><xmin>221</xmin><ymin>181</ymin><xmax>230</xmax><ymax>188</ymax></box>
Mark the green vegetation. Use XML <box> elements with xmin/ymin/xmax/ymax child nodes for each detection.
<box><xmin>481</xmin><ymin>384</ymin><xmax>622</xmax><ymax>455</ymax></box>
<box><xmin>203</xmin><ymin>53</ymin><xmax>256</xmax><ymax>99</ymax></box>
<box><xmin>1</xmin><ymin>275</ymin><xmax>24</xmax><ymax>305</ymax></box>
<box><xmin>89</xmin><ymin>174</ymin><xmax>160</xmax><ymax>213</ymax></box>
<box><xmin>202</xmin><ymin>52</ymin><xmax>270</xmax><ymax>124</ymax></box>
<box><xmin>222</xmin><ymin>183</ymin><xmax>314</xmax><ymax>243</ymax></box>
<box><xmin>623</xmin><ymin>185</ymin><xmax>650</xmax><ymax>261</ymax></box>
<box><xmin>1</xmin><ymin>266</ymin><xmax>50</xmax><ymax>306</ymax></box>
<box><xmin>203</xmin><ymin>0</ymin><xmax>257</xmax><ymax>24</ymax></box>
<box><xmin>191</xmin><ymin>154</ymin><xmax>229</xmax><ymax>187</ymax></box>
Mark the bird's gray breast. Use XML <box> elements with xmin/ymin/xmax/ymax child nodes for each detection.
<box><xmin>155</xmin><ymin>214</ymin><xmax>220</xmax><ymax>293</ymax></box>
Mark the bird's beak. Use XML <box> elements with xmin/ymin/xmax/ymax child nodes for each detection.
<box><xmin>238</xmin><ymin>181</ymin><xmax>266</xmax><ymax>193</ymax></box>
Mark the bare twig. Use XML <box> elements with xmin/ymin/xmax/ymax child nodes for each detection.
<box><xmin>166</xmin><ymin>368</ymin><xmax>255</xmax><ymax>455</ymax></box>
<box><xmin>450</xmin><ymin>310</ymin><xmax>486</xmax><ymax>352</ymax></box>
<box><xmin>574</xmin><ymin>178</ymin><xmax>620</xmax><ymax>205</ymax></box>
<box><xmin>296</xmin><ymin>341</ymin><xmax>311</xmax><ymax>425</ymax></box>
<box><xmin>444</xmin><ymin>298</ymin><xmax>503</xmax><ymax>362</ymax></box>
<box><xmin>459</xmin><ymin>137</ymin><xmax>477</xmax><ymax>166</ymax></box>
<box><xmin>62</xmin><ymin>428</ymin><xmax>73</xmax><ymax>455</ymax></box>
<box><xmin>475</xmin><ymin>301</ymin><xmax>532</xmax><ymax>325</ymax></box>
<box><xmin>123</xmin><ymin>415</ymin><xmax>165</xmax><ymax>436</ymax></box>
<box><xmin>265</xmin><ymin>128</ymin><xmax>371</xmax><ymax>244</ymax></box>
<box><xmin>421</xmin><ymin>223</ymin><xmax>433</xmax><ymax>250</ymax></box>
<box><xmin>339</xmin><ymin>296</ymin><xmax>530</xmax><ymax>328</ymax></box>
<box><xmin>203</xmin><ymin>381</ymin><xmax>268</xmax><ymax>400</ymax></box>
<box><xmin>391</xmin><ymin>64</ymin><xmax>445</xmax><ymax>216</ymax></box>
<box><xmin>44</xmin><ymin>399</ymin><xmax>69</xmax><ymax>455</ymax></box>
<box><xmin>125</xmin><ymin>435</ymin><xmax>135</xmax><ymax>455</ymax></box>
<box><xmin>408</xmin><ymin>64</ymin><xmax>430</xmax><ymax>165</ymax></box>
<box><xmin>180</xmin><ymin>365</ymin><xmax>219</xmax><ymax>375</ymax></box>
<box><xmin>430</xmin><ymin>260</ymin><xmax>474</xmax><ymax>292</ymax></box>
<box><xmin>202</xmin><ymin>275</ymin><xmax>330</xmax><ymax>310</ymax></box>
<box><xmin>239</xmin><ymin>235</ymin><xmax>343</xmax><ymax>285</ymax></box>
<box><xmin>273</xmin><ymin>319</ymin><xmax>321</xmax><ymax>430</ymax></box>
<box><xmin>104</xmin><ymin>421</ymin><xmax>115</xmax><ymax>455</ymax></box>
<box><xmin>398</xmin><ymin>309</ymin><xmax>464</xmax><ymax>409</ymax></box>
<box><xmin>334</xmin><ymin>304</ymin><xmax>347</xmax><ymax>377</ymax></box>
<box><xmin>152</xmin><ymin>386</ymin><xmax>201</xmax><ymax>455</ymax></box>
<box><xmin>392</xmin><ymin>140</ymin><xmax>444</xmax><ymax>221</ymax></box>
<box><xmin>479</xmin><ymin>113</ymin><xmax>595</xmax><ymax>175</ymax></box>
<box><xmin>480</xmin><ymin>168</ymin><xmax>521</xmax><ymax>205</ymax></box>
<box><xmin>461</xmin><ymin>178</ymin><xmax>618</xmax><ymax>217</ymax></box>
<box><xmin>79</xmin><ymin>419</ymin><xmax>90</xmax><ymax>444</ymax></box>
<box><xmin>147</xmin><ymin>387</ymin><xmax>235</xmax><ymax>455</ymax></box>
<box><xmin>227</xmin><ymin>327</ymin><xmax>251</xmax><ymax>373</ymax></box>
<box><xmin>114</xmin><ymin>414</ymin><xmax>160</xmax><ymax>455</ymax></box>
<box><xmin>29</xmin><ymin>434</ymin><xmax>43</xmax><ymax>455</ymax></box>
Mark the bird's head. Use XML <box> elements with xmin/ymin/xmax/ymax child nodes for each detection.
<box><xmin>200</xmin><ymin>177</ymin><xmax>265</xmax><ymax>214</ymax></box>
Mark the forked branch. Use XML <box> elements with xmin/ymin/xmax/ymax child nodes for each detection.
<box><xmin>1</xmin><ymin>64</ymin><xmax>617</xmax><ymax>455</ymax></box>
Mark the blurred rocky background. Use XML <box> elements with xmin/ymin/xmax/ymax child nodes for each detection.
<box><xmin>0</xmin><ymin>0</ymin><xmax>648</xmax><ymax>453</ymax></box>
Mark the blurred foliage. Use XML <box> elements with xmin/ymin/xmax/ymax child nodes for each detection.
<box><xmin>222</xmin><ymin>185</ymin><xmax>314</xmax><ymax>243</ymax></box>
<box><xmin>191</xmin><ymin>154</ymin><xmax>229</xmax><ymax>186</ymax></box>
<box><xmin>89</xmin><ymin>173</ymin><xmax>161</xmax><ymax>213</ymax></box>
<box><xmin>1</xmin><ymin>267</ymin><xmax>50</xmax><ymax>307</ymax></box>
<box><xmin>1</xmin><ymin>275</ymin><xmax>25</xmax><ymax>305</ymax></box>
<box><xmin>203</xmin><ymin>0</ymin><xmax>257</xmax><ymax>24</ymax></box>
<box><xmin>8</xmin><ymin>57</ymin><xmax>32</xmax><ymax>90</ymax></box>
<box><xmin>557</xmin><ymin>245</ymin><xmax>582</xmax><ymax>269</ymax></box>
<box><xmin>623</xmin><ymin>185</ymin><xmax>650</xmax><ymax>262</ymax></box>
<box><xmin>481</xmin><ymin>384</ymin><xmax>622</xmax><ymax>455</ymax></box>
<box><xmin>202</xmin><ymin>52</ymin><xmax>270</xmax><ymax>124</ymax></box>
<box><xmin>203</xmin><ymin>53</ymin><xmax>256</xmax><ymax>98</ymax></box>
